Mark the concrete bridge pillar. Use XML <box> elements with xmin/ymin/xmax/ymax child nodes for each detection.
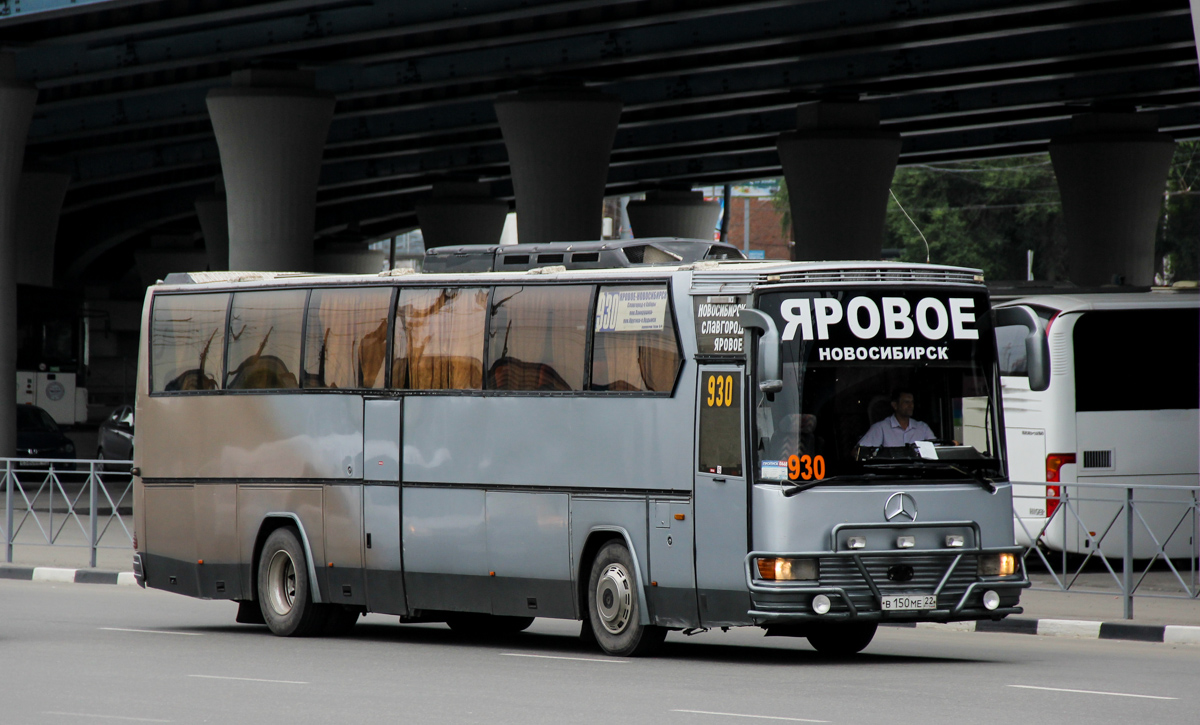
<box><xmin>206</xmin><ymin>70</ymin><xmax>335</xmax><ymax>272</ymax></box>
<box><xmin>626</xmin><ymin>189</ymin><xmax>721</xmax><ymax>240</ymax></box>
<box><xmin>1049</xmin><ymin>113</ymin><xmax>1175</xmax><ymax>287</ymax></box>
<box><xmin>415</xmin><ymin>181</ymin><xmax>509</xmax><ymax>248</ymax></box>
<box><xmin>15</xmin><ymin>171</ymin><xmax>70</xmax><ymax>287</ymax></box>
<box><xmin>776</xmin><ymin>102</ymin><xmax>901</xmax><ymax>261</ymax></box>
<box><xmin>195</xmin><ymin>176</ymin><xmax>229</xmax><ymax>271</ymax></box>
<box><xmin>494</xmin><ymin>88</ymin><xmax>622</xmax><ymax>245</ymax></box>
<box><xmin>0</xmin><ymin>53</ymin><xmax>39</xmax><ymax>456</ymax></box>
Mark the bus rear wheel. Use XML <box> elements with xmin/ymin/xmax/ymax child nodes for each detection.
<box><xmin>806</xmin><ymin>622</ymin><xmax>877</xmax><ymax>656</ymax></box>
<box><xmin>257</xmin><ymin>527</ymin><xmax>326</xmax><ymax>637</ymax></box>
<box><xmin>586</xmin><ymin>541</ymin><xmax>665</xmax><ymax>657</ymax></box>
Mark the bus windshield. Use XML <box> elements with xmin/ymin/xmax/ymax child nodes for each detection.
<box><xmin>754</xmin><ymin>288</ymin><xmax>1002</xmax><ymax>484</ymax></box>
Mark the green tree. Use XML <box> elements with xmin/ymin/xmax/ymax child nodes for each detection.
<box><xmin>884</xmin><ymin>156</ymin><xmax>1066</xmax><ymax>281</ymax></box>
<box><xmin>1156</xmin><ymin>140</ymin><xmax>1199</xmax><ymax>284</ymax></box>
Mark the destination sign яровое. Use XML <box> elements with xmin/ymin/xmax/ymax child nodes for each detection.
<box><xmin>770</xmin><ymin>293</ymin><xmax>987</xmax><ymax>363</ymax></box>
<box><xmin>694</xmin><ymin>295</ymin><xmax>747</xmax><ymax>355</ymax></box>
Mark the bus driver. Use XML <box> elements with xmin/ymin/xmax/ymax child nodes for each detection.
<box><xmin>857</xmin><ymin>389</ymin><xmax>935</xmax><ymax>448</ymax></box>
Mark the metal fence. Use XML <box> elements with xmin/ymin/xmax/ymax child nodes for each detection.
<box><xmin>2</xmin><ymin>457</ymin><xmax>135</xmax><ymax>568</ymax></box>
<box><xmin>1014</xmin><ymin>481</ymin><xmax>1200</xmax><ymax>619</ymax></box>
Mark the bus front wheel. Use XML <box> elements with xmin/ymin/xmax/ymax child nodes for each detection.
<box><xmin>586</xmin><ymin>541</ymin><xmax>665</xmax><ymax>657</ymax></box>
<box><xmin>257</xmin><ymin>527</ymin><xmax>326</xmax><ymax>637</ymax></box>
<box><xmin>806</xmin><ymin>622</ymin><xmax>877</xmax><ymax>656</ymax></box>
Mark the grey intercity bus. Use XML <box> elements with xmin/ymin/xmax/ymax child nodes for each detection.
<box><xmin>132</xmin><ymin>243</ymin><xmax>1044</xmax><ymax>656</ymax></box>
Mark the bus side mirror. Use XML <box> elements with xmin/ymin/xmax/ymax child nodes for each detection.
<box><xmin>994</xmin><ymin>305</ymin><xmax>1051</xmax><ymax>392</ymax></box>
<box><xmin>738</xmin><ymin>309</ymin><xmax>783</xmax><ymax>398</ymax></box>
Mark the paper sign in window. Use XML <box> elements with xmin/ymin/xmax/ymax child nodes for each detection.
<box><xmin>595</xmin><ymin>289</ymin><xmax>668</xmax><ymax>332</ymax></box>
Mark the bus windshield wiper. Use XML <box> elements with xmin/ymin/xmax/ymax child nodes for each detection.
<box><xmin>781</xmin><ymin>472</ymin><xmax>918</xmax><ymax>497</ymax></box>
<box><xmin>862</xmin><ymin>460</ymin><xmax>998</xmax><ymax>494</ymax></box>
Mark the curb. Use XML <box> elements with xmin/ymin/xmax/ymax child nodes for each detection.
<box><xmin>0</xmin><ymin>565</ymin><xmax>136</xmax><ymax>587</ymax></box>
<box><xmin>885</xmin><ymin>617</ymin><xmax>1200</xmax><ymax>645</ymax></box>
<box><xmin>3</xmin><ymin>566</ymin><xmax>1197</xmax><ymax>646</ymax></box>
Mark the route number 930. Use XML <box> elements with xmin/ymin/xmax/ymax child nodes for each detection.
<box><xmin>788</xmin><ymin>454</ymin><xmax>825</xmax><ymax>481</ymax></box>
<box><xmin>705</xmin><ymin>374</ymin><xmax>735</xmax><ymax>407</ymax></box>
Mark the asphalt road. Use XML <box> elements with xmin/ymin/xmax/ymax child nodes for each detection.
<box><xmin>2</xmin><ymin>580</ymin><xmax>1196</xmax><ymax>725</ymax></box>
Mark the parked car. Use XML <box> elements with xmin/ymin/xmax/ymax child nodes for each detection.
<box><xmin>97</xmin><ymin>404</ymin><xmax>134</xmax><ymax>464</ymax></box>
<box><xmin>15</xmin><ymin>404</ymin><xmax>76</xmax><ymax>468</ymax></box>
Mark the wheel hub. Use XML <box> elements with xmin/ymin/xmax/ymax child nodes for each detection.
<box><xmin>595</xmin><ymin>562</ymin><xmax>633</xmax><ymax>635</ymax></box>
<box><xmin>266</xmin><ymin>550</ymin><xmax>297</xmax><ymax>616</ymax></box>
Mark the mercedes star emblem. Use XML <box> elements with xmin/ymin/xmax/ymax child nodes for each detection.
<box><xmin>885</xmin><ymin>492</ymin><xmax>917</xmax><ymax>522</ymax></box>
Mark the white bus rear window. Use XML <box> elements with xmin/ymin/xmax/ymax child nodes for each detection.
<box><xmin>303</xmin><ymin>288</ymin><xmax>391</xmax><ymax>390</ymax></box>
<box><xmin>1074</xmin><ymin>309</ymin><xmax>1199</xmax><ymax>411</ymax></box>
<box><xmin>225</xmin><ymin>290</ymin><xmax>306</xmax><ymax>390</ymax></box>
<box><xmin>392</xmin><ymin>287</ymin><xmax>488</xmax><ymax>390</ymax></box>
<box><xmin>150</xmin><ymin>293</ymin><xmax>228</xmax><ymax>392</ymax></box>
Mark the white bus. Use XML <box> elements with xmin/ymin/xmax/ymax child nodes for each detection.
<box><xmin>132</xmin><ymin>242</ymin><xmax>1041</xmax><ymax>656</ymax></box>
<box><xmin>997</xmin><ymin>290</ymin><xmax>1199</xmax><ymax>558</ymax></box>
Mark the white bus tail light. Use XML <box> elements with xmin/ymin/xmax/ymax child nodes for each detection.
<box><xmin>755</xmin><ymin>557</ymin><xmax>817</xmax><ymax>581</ymax></box>
<box><xmin>980</xmin><ymin>553</ymin><xmax>1016</xmax><ymax>577</ymax></box>
<box><xmin>1046</xmin><ymin>453</ymin><xmax>1074</xmax><ymax>518</ymax></box>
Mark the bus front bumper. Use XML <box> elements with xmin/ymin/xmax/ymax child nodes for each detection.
<box><xmin>743</xmin><ymin>546</ymin><xmax>1030</xmax><ymax>625</ymax></box>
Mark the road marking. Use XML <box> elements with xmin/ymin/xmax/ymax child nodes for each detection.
<box><xmin>99</xmin><ymin>627</ymin><xmax>202</xmax><ymax>636</ymax></box>
<box><xmin>500</xmin><ymin>653</ymin><xmax>629</xmax><ymax>664</ymax></box>
<box><xmin>189</xmin><ymin>674</ymin><xmax>309</xmax><ymax>684</ymax></box>
<box><xmin>41</xmin><ymin>712</ymin><xmax>171</xmax><ymax>723</ymax></box>
<box><xmin>671</xmin><ymin>710</ymin><xmax>828</xmax><ymax>722</ymax></box>
<box><xmin>1008</xmin><ymin>685</ymin><xmax>1177</xmax><ymax>700</ymax></box>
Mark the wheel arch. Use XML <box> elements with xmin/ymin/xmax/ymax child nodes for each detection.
<box><xmin>577</xmin><ymin>526</ymin><xmax>650</xmax><ymax>626</ymax></box>
<box><xmin>252</xmin><ymin>513</ymin><xmax>324</xmax><ymax>604</ymax></box>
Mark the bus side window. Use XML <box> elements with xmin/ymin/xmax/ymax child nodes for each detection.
<box><xmin>487</xmin><ymin>285</ymin><xmax>592</xmax><ymax>392</ymax></box>
<box><xmin>590</xmin><ymin>284</ymin><xmax>679</xmax><ymax>392</ymax></box>
<box><xmin>150</xmin><ymin>293</ymin><xmax>229</xmax><ymax>392</ymax></box>
<box><xmin>225</xmin><ymin>290</ymin><xmax>306</xmax><ymax>390</ymax></box>
<box><xmin>392</xmin><ymin>287</ymin><xmax>488</xmax><ymax>390</ymax></box>
<box><xmin>302</xmin><ymin>287</ymin><xmax>392</xmax><ymax>390</ymax></box>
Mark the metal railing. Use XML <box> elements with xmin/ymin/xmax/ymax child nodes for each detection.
<box><xmin>1014</xmin><ymin>481</ymin><xmax>1200</xmax><ymax>619</ymax></box>
<box><xmin>2</xmin><ymin>457</ymin><xmax>135</xmax><ymax>568</ymax></box>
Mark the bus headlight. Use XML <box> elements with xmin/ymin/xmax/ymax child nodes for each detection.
<box><xmin>755</xmin><ymin>557</ymin><xmax>818</xmax><ymax>581</ymax></box>
<box><xmin>979</xmin><ymin>553</ymin><xmax>1016</xmax><ymax>577</ymax></box>
<box><xmin>811</xmin><ymin>594</ymin><xmax>831</xmax><ymax>614</ymax></box>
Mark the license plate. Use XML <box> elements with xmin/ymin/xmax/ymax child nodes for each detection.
<box><xmin>880</xmin><ymin>594</ymin><xmax>937</xmax><ymax>611</ymax></box>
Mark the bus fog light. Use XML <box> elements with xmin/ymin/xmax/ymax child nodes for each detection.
<box><xmin>896</xmin><ymin>536</ymin><xmax>916</xmax><ymax>549</ymax></box>
<box><xmin>847</xmin><ymin>536</ymin><xmax>866</xmax><ymax>550</ymax></box>
<box><xmin>945</xmin><ymin>535</ymin><xmax>965</xmax><ymax>548</ymax></box>
<box><xmin>982</xmin><ymin>590</ymin><xmax>1000</xmax><ymax>611</ymax></box>
<box><xmin>812</xmin><ymin>594</ymin><xmax>831</xmax><ymax>615</ymax></box>
<box><xmin>980</xmin><ymin>553</ymin><xmax>1017</xmax><ymax>577</ymax></box>
<box><xmin>755</xmin><ymin>557</ymin><xmax>817</xmax><ymax>581</ymax></box>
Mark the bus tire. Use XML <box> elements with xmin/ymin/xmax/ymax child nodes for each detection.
<box><xmin>587</xmin><ymin>541</ymin><xmax>666</xmax><ymax>657</ymax></box>
<box><xmin>806</xmin><ymin>622</ymin><xmax>877</xmax><ymax>656</ymax></box>
<box><xmin>257</xmin><ymin>527</ymin><xmax>326</xmax><ymax>637</ymax></box>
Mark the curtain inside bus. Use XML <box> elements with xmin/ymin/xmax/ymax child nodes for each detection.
<box><xmin>225</xmin><ymin>290</ymin><xmax>306</xmax><ymax>390</ymax></box>
<box><xmin>392</xmin><ymin>287</ymin><xmax>488</xmax><ymax>390</ymax></box>
<box><xmin>302</xmin><ymin>288</ymin><xmax>391</xmax><ymax>389</ymax></box>
<box><xmin>590</xmin><ymin>285</ymin><xmax>679</xmax><ymax>392</ymax></box>
<box><xmin>487</xmin><ymin>285</ymin><xmax>592</xmax><ymax>391</ymax></box>
<box><xmin>150</xmin><ymin>293</ymin><xmax>229</xmax><ymax>392</ymax></box>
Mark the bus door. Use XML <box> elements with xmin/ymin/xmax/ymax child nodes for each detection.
<box><xmin>362</xmin><ymin>397</ymin><xmax>407</xmax><ymax>615</ymax></box>
<box><xmin>694</xmin><ymin>366</ymin><xmax>752</xmax><ymax>626</ymax></box>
